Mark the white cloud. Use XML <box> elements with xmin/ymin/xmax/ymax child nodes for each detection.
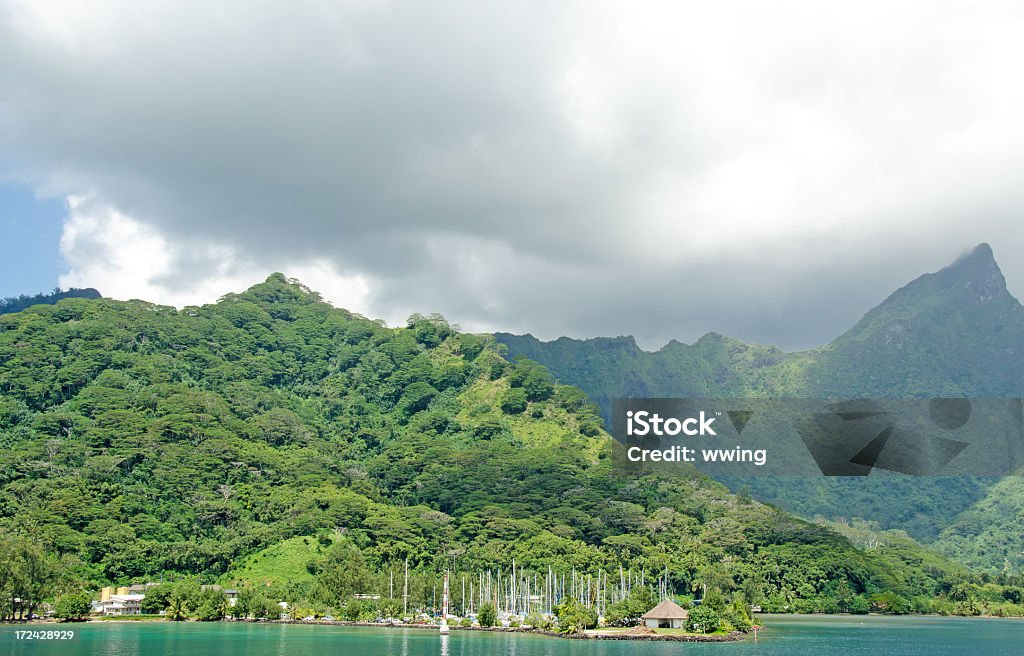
<box><xmin>1</xmin><ymin>1</ymin><xmax>1023</xmax><ymax>347</ymax></box>
<box><xmin>58</xmin><ymin>195</ymin><xmax>173</xmax><ymax>303</ymax></box>
<box><xmin>58</xmin><ymin>195</ymin><xmax>374</xmax><ymax>316</ymax></box>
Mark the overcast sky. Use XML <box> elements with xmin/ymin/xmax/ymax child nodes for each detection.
<box><xmin>1</xmin><ymin>1</ymin><xmax>1023</xmax><ymax>350</ymax></box>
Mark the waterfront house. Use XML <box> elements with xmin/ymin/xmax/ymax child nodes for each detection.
<box><xmin>96</xmin><ymin>594</ymin><xmax>145</xmax><ymax>616</ymax></box>
<box><xmin>641</xmin><ymin>598</ymin><xmax>689</xmax><ymax>629</ymax></box>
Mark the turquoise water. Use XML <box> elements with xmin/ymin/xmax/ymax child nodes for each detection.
<box><xmin>2</xmin><ymin>615</ymin><xmax>1022</xmax><ymax>655</ymax></box>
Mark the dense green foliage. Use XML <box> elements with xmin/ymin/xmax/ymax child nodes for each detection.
<box><xmin>604</xmin><ymin>587</ymin><xmax>656</xmax><ymax>626</ymax></box>
<box><xmin>0</xmin><ymin>535</ymin><xmax>64</xmax><ymax>620</ymax></box>
<box><xmin>134</xmin><ymin>574</ymin><xmax>278</xmax><ymax>621</ymax></box>
<box><xmin>0</xmin><ymin>272</ymin><xmax>1020</xmax><ymax>623</ymax></box>
<box><xmin>933</xmin><ymin>477</ymin><xmax>1024</xmax><ymax>574</ymax></box>
<box><xmin>53</xmin><ymin>591</ymin><xmax>92</xmax><ymax>620</ymax></box>
<box><xmin>495</xmin><ymin>244</ymin><xmax>1024</xmax><ymax>570</ymax></box>
<box><xmin>0</xmin><ymin>287</ymin><xmax>101</xmax><ymax>316</ymax></box>
<box><xmin>686</xmin><ymin>605</ymin><xmax>720</xmax><ymax>633</ymax></box>
<box><xmin>477</xmin><ymin>602</ymin><xmax>496</xmax><ymax>627</ymax></box>
<box><xmin>553</xmin><ymin>598</ymin><xmax>598</xmax><ymax>633</ymax></box>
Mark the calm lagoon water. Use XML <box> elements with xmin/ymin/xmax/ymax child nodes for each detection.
<box><xmin>3</xmin><ymin>615</ymin><xmax>1022</xmax><ymax>656</ymax></box>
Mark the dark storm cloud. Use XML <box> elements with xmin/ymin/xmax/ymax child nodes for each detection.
<box><xmin>1</xmin><ymin>1</ymin><xmax>1023</xmax><ymax>349</ymax></box>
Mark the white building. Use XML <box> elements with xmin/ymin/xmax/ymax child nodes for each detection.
<box><xmin>96</xmin><ymin>594</ymin><xmax>145</xmax><ymax>616</ymax></box>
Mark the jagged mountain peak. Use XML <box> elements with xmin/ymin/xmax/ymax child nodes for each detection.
<box><xmin>833</xmin><ymin>244</ymin><xmax>1017</xmax><ymax>345</ymax></box>
<box><xmin>898</xmin><ymin>242</ymin><xmax>1008</xmax><ymax>304</ymax></box>
<box><xmin>935</xmin><ymin>242</ymin><xmax>1007</xmax><ymax>301</ymax></box>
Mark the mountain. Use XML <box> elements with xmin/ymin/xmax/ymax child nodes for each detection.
<box><xmin>498</xmin><ymin>243</ymin><xmax>1022</xmax><ymax>405</ymax></box>
<box><xmin>1</xmin><ymin>273</ymin><xmax>1010</xmax><ymax>620</ymax></box>
<box><xmin>0</xmin><ymin>287</ymin><xmax>102</xmax><ymax>315</ymax></box>
<box><xmin>495</xmin><ymin>244</ymin><xmax>1024</xmax><ymax>566</ymax></box>
<box><xmin>807</xmin><ymin>243</ymin><xmax>1022</xmax><ymax>397</ymax></box>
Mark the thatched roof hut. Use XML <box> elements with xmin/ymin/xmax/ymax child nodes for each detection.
<box><xmin>641</xmin><ymin>599</ymin><xmax>689</xmax><ymax>629</ymax></box>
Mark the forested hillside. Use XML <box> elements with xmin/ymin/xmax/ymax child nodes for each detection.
<box><xmin>496</xmin><ymin>244</ymin><xmax>1024</xmax><ymax>569</ymax></box>
<box><xmin>2</xmin><ymin>274</ymin><xmax>1018</xmax><ymax>621</ymax></box>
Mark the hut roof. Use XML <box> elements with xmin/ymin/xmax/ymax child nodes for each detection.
<box><xmin>641</xmin><ymin>598</ymin><xmax>689</xmax><ymax>620</ymax></box>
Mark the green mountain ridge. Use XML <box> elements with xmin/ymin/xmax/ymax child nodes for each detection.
<box><xmin>494</xmin><ymin>243</ymin><xmax>1024</xmax><ymax>569</ymax></box>
<box><xmin>1</xmin><ymin>273</ymin><xmax>1012</xmax><ymax>620</ymax></box>
<box><xmin>1</xmin><ymin>287</ymin><xmax>102</xmax><ymax>315</ymax></box>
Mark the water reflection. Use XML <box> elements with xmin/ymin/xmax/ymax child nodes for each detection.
<box><xmin>5</xmin><ymin>616</ymin><xmax>1022</xmax><ymax>656</ymax></box>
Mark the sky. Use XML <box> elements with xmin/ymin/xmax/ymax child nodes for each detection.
<box><xmin>0</xmin><ymin>182</ymin><xmax>64</xmax><ymax>297</ymax></box>
<box><xmin>1</xmin><ymin>0</ymin><xmax>1023</xmax><ymax>350</ymax></box>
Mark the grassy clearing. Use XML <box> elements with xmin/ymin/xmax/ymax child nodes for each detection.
<box><xmin>221</xmin><ymin>535</ymin><xmax>333</xmax><ymax>587</ymax></box>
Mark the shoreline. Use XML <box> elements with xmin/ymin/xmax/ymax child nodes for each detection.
<box><xmin>259</xmin><ymin>621</ymin><xmax>748</xmax><ymax>642</ymax></box>
<box><xmin>13</xmin><ymin>610</ymin><xmax>1024</xmax><ymax>626</ymax></box>
<box><xmin>4</xmin><ymin>617</ymin><xmax>746</xmax><ymax>642</ymax></box>
<box><xmin>9</xmin><ymin>611</ymin><xmax>1022</xmax><ymax>643</ymax></box>
<box><xmin>18</xmin><ymin>609</ymin><xmax>1023</xmax><ymax>623</ymax></box>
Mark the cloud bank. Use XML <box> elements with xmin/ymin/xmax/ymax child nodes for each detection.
<box><xmin>2</xmin><ymin>0</ymin><xmax>1023</xmax><ymax>348</ymax></box>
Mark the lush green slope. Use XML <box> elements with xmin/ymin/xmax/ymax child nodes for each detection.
<box><xmin>495</xmin><ymin>244</ymin><xmax>1024</xmax><ymax>567</ymax></box>
<box><xmin>934</xmin><ymin>477</ymin><xmax>1024</xmax><ymax>574</ymax></box>
<box><xmin>224</xmin><ymin>535</ymin><xmax>329</xmax><ymax>587</ymax></box>
<box><xmin>1</xmin><ymin>274</ymin><xmax>1009</xmax><ymax>620</ymax></box>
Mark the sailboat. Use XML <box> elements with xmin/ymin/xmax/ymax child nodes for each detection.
<box><xmin>439</xmin><ymin>571</ymin><xmax>450</xmax><ymax>634</ymax></box>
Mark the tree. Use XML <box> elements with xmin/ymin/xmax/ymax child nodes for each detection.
<box><xmin>140</xmin><ymin>585</ymin><xmax>173</xmax><ymax>614</ymax></box>
<box><xmin>723</xmin><ymin>598</ymin><xmax>752</xmax><ymax>631</ymax></box>
<box><xmin>0</xmin><ymin>535</ymin><xmax>58</xmax><ymax>620</ymax></box>
<box><xmin>870</xmin><ymin>592</ymin><xmax>910</xmax><ymax>614</ymax></box>
<box><xmin>554</xmin><ymin>599</ymin><xmax>597</xmax><ymax>634</ymax></box>
<box><xmin>398</xmin><ymin>382</ymin><xmax>439</xmax><ymax>416</ymax></box>
<box><xmin>500</xmin><ymin>388</ymin><xmax>528</xmax><ymax>414</ymax></box>
<box><xmin>195</xmin><ymin>589</ymin><xmax>227</xmax><ymax>621</ymax></box>
<box><xmin>379</xmin><ymin>599</ymin><xmax>399</xmax><ymax>620</ymax></box>
<box><xmin>53</xmin><ymin>592</ymin><xmax>92</xmax><ymax>621</ymax></box>
<box><xmin>257</xmin><ymin>597</ymin><xmax>283</xmax><ymax>620</ymax></box>
<box><xmin>834</xmin><ymin>579</ymin><xmax>854</xmax><ymax>612</ymax></box>
<box><xmin>166</xmin><ymin>596</ymin><xmax>189</xmax><ymax>621</ymax></box>
<box><xmin>702</xmin><ymin>586</ymin><xmax>726</xmax><ymax>612</ymax></box>
<box><xmin>342</xmin><ymin>598</ymin><xmax>375</xmax><ymax>621</ymax></box>
<box><xmin>478</xmin><ymin>602</ymin><xmax>497</xmax><ymax>627</ymax></box>
<box><xmin>407</xmin><ymin>314</ymin><xmax>452</xmax><ymax>347</ymax></box>
<box><xmin>472</xmin><ymin>417</ymin><xmax>506</xmax><ymax>440</ymax></box>
<box><xmin>251</xmin><ymin>408</ymin><xmax>310</xmax><ymax>446</ymax></box>
<box><xmin>605</xmin><ymin>587</ymin><xmax>657</xmax><ymax>626</ymax></box>
<box><xmin>196</xmin><ymin>599</ymin><xmax>225</xmax><ymax>621</ymax></box>
<box><xmin>314</xmin><ymin>540</ymin><xmax>372</xmax><ymax>606</ymax></box>
<box><xmin>523</xmin><ymin>369</ymin><xmax>554</xmax><ymax>402</ymax></box>
<box><xmin>232</xmin><ymin>586</ymin><xmax>282</xmax><ymax>620</ymax></box>
<box><xmin>686</xmin><ymin>605</ymin><xmax>720</xmax><ymax>633</ymax></box>
<box><xmin>848</xmin><ymin>595</ymin><xmax>871</xmax><ymax>614</ymax></box>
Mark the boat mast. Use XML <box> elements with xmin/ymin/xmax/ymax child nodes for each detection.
<box><xmin>442</xmin><ymin>571</ymin><xmax>450</xmax><ymax>620</ymax></box>
<box><xmin>403</xmin><ymin>558</ymin><xmax>409</xmax><ymax>617</ymax></box>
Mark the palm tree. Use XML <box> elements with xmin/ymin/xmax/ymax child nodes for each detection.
<box><xmin>166</xmin><ymin>597</ymin><xmax>189</xmax><ymax>622</ymax></box>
